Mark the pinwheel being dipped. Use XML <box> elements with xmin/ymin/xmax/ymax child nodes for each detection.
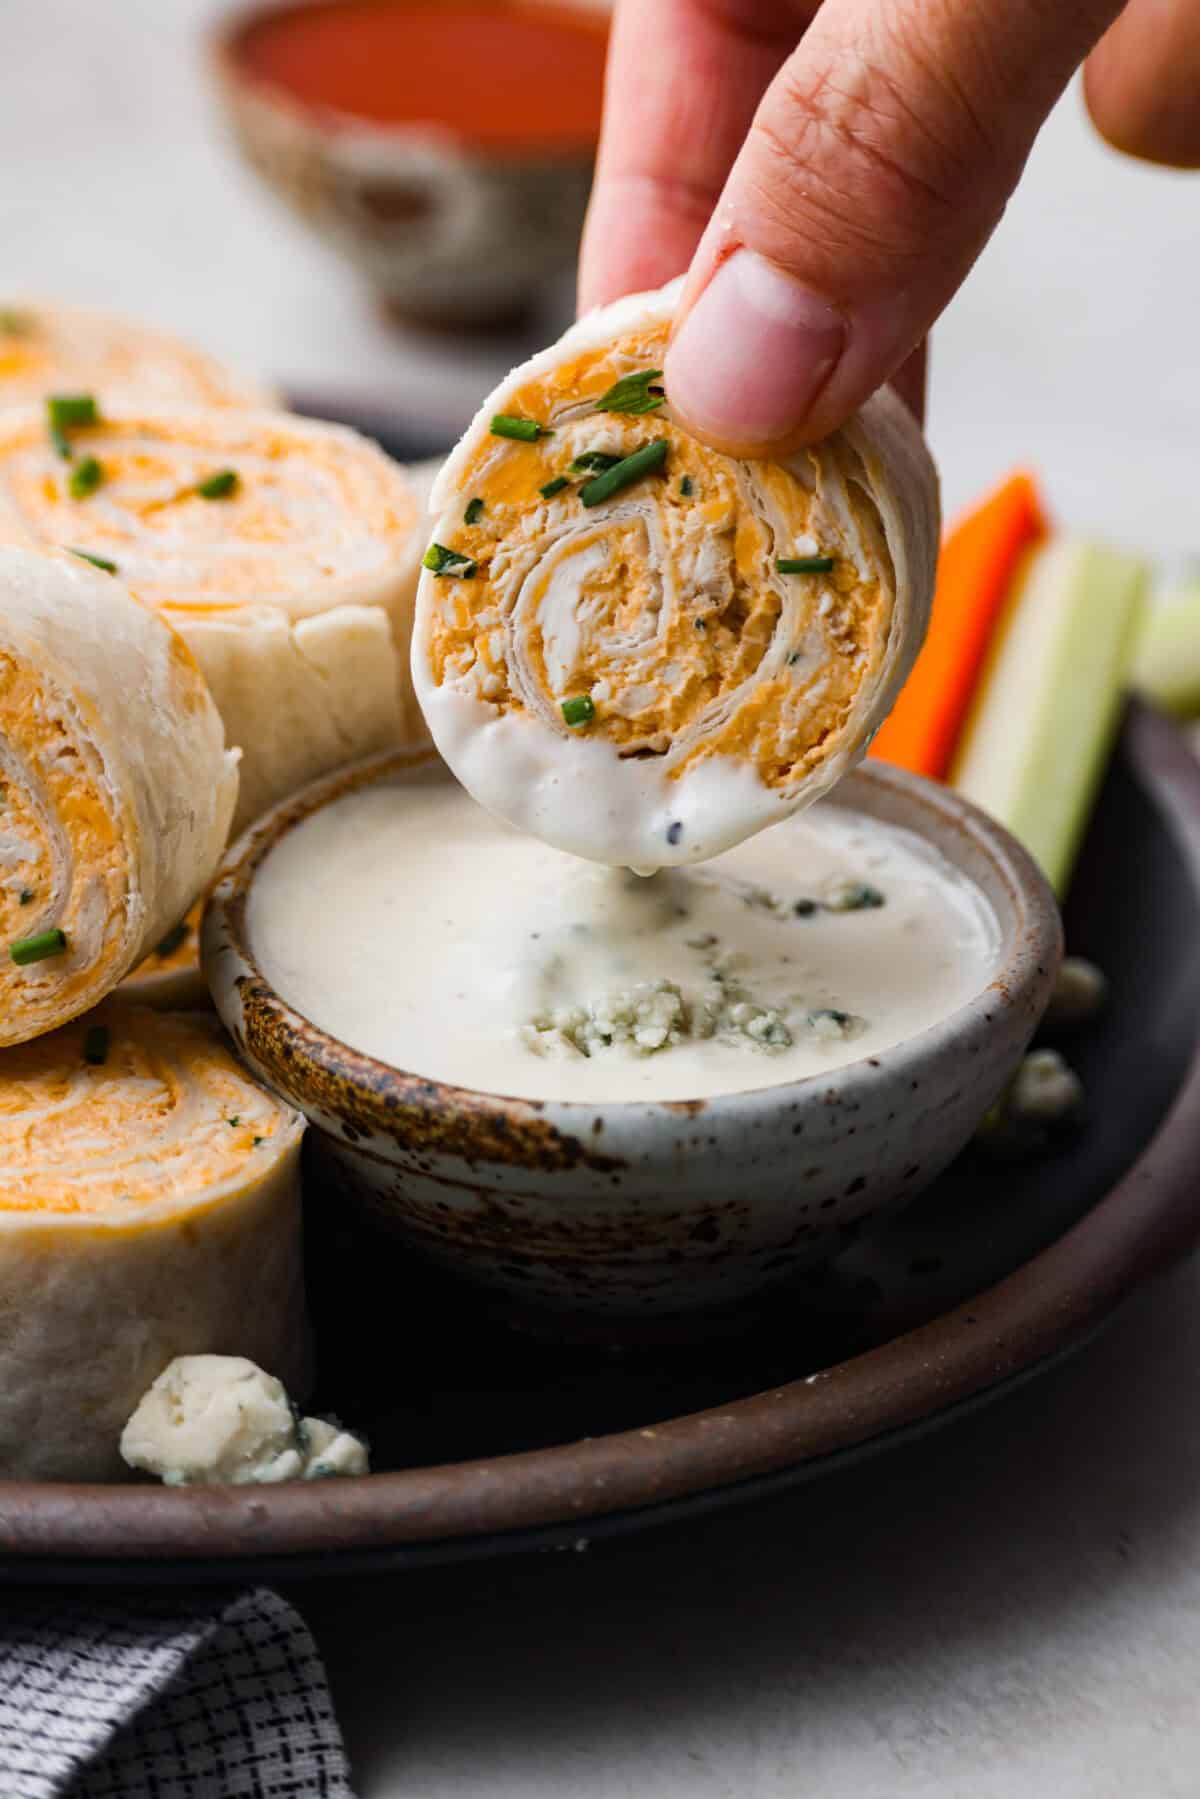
<box><xmin>414</xmin><ymin>280</ymin><xmax>939</xmax><ymax>870</ymax></box>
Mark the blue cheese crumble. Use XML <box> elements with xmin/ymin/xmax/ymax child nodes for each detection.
<box><xmin>120</xmin><ymin>1355</ymin><xmax>369</xmax><ymax>1487</ymax></box>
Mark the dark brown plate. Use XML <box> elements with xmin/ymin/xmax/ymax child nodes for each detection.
<box><xmin>1</xmin><ymin>701</ymin><xmax>1198</xmax><ymax>1583</ymax></box>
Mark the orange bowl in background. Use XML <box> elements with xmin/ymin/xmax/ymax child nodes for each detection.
<box><xmin>210</xmin><ymin>0</ymin><xmax>610</xmax><ymax>330</ymax></box>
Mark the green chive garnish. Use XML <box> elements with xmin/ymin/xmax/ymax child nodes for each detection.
<box><xmin>540</xmin><ymin>476</ymin><xmax>569</xmax><ymax>500</ymax></box>
<box><xmin>69</xmin><ymin>455</ymin><xmax>104</xmax><ymax>500</ymax></box>
<box><xmin>561</xmin><ymin>694</ymin><xmax>595</xmax><ymax>727</ymax></box>
<box><xmin>83</xmin><ymin>1024</ymin><xmax>110</xmax><ymax>1066</ymax></box>
<box><xmin>0</xmin><ymin>309</ymin><xmax>32</xmax><ymax>337</ymax></box>
<box><xmin>580</xmin><ymin>439</ymin><xmax>668</xmax><ymax>508</ymax></box>
<box><xmin>228</xmin><ymin>1115</ymin><xmax>241</xmax><ymax>1128</ymax></box>
<box><xmin>69</xmin><ymin>548</ymin><xmax>117</xmax><ymax>574</ymax></box>
<box><xmin>679</xmin><ymin>475</ymin><xmax>694</xmax><ymax>497</ymax></box>
<box><xmin>48</xmin><ymin>394</ymin><xmax>99</xmax><ymax>427</ymax></box>
<box><xmin>253</xmin><ymin>1135</ymin><xmax>264</xmax><ymax>1147</ymax></box>
<box><xmin>568</xmin><ymin>451</ymin><xmax>621</xmax><ymax>476</ymax></box>
<box><xmin>196</xmin><ymin>468</ymin><xmax>239</xmax><ymax>500</ymax></box>
<box><xmin>595</xmin><ymin>369</ymin><xmax>665</xmax><ymax>416</ymax></box>
<box><xmin>11</xmin><ymin>927</ymin><xmax>68</xmax><ymax>966</ymax></box>
<box><xmin>155</xmin><ymin>921</ymin><xmax>189</xmax><ymax>959</ymax></box>
<box><xmin>490</xmin><ymin>414</ymin><xmax>549</xmax><ymax>443</ymax></box>
<box><xmin>423</xmin><ymin>542</ymin><xmax>477</xmax><ymax>579</ymax></box>
<box><xmin>47</xmin><ymin>392</ymin><xmax>99</xmax><ymax>459</ymax></box>
<box><xmin>827</xmin><ymin>881</ymin><xmax>885</xmax><ymax>912</ymax></box>
<box><xmin>18</xmin><ymin>890</ymin><xmax>33</xmax><ymax>906</ymax></box>
<box><xmin>778</xmin><ymin>556</ymin><xmax>835</xmax><ymax>575</ymax></box>
<box><xmin>464</xmin><ymin>497</ymin><xmax>485</xmax><ymax>525</ymax></box>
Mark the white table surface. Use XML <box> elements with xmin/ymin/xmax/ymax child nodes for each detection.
<box><xmin>5</xmin><ymin>4</ymin><xmax>1200</xmax><ymax>1793</ymax></box>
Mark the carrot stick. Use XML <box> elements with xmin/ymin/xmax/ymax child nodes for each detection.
<box><xmin>870</xmin><ymin>470</ymin><xmax>1049</xmax><ymax>779</ymax></box>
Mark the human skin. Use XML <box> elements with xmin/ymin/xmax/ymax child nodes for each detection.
<box><xmin>579</xmin><ymin>0</ymin><xmax>1200</xmax><ymax>453</ymax></box>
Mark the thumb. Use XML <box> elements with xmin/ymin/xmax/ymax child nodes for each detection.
<box><xmin>664</xmin><ymin>0</ymin><xmax>1124</xmax><ymax>453</ymax></box>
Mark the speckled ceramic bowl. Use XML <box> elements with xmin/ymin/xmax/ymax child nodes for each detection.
<box><xmin>210</xmin><ymin>0</ymin><xmax>605</xmax><ymax>330</ymax></box>
<box><xmin>203</xmin><ymin>752</ymin><xmax>1062</xmax><ymax>1321</ymax></box>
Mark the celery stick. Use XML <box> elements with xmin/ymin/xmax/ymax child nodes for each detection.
<box><xmin>1132</xmin><ymin>584</ymin><xmax>1200</xmax><ymax>718</ymax></box>
<box><xmin>952</xmin><ymin>539</ymin><xmax>1149</xmax><ymax>895</ymax></box>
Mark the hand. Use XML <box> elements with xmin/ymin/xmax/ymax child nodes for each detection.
<box><xmin>579</xmin><ymin>0</ymin><xmax>1200</xmax><ymax>454</ymax></box>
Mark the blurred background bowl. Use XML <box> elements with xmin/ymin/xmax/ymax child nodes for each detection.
<box><xmin>210</xmin><ymin>0</ymin><xmax>609</xmax><ymax>332</ymax></box>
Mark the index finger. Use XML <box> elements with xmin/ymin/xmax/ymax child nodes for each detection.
<box><xmin>577</xmin><ymin>0</ymin><xmax>816</xmax><ymax>313</ymax></box>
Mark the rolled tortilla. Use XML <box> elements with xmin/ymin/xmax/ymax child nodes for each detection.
<box><xmin>414</xmin><ymin>280</ymin><xmax>940</xmax><ymax>867</ymax></box>
<box><xmin>0</xmin><ymin>407</ymin><xmax>426</xmax><ymax>831</ymax></box>
<box><xmin>0</xmin><ymin>1004</ymin><xmax>307</xmax><ymax>1481</ymax></box>
<box><xmin>0</xmin><ymin>298</ymin><xmax>275</xmax><ymax>411</ymax></box>
<box><xmin>0</xmin><ymin>547</ymin><xmax>238</xmax><ymax>1047</ymax></box>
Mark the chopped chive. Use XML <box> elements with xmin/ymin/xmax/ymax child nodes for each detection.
<box><xmin>827</xmin><ymin>881</ymin><xmax>885</xmax><ymax>912</ymax></box>
<box><xmin>539</xmin><ymin>475</ymin><xmax>569</xmax><ymax>500</ymax></box>
<box><xmin>48</xmin><ymin>393</ymin><xmax>99</xmax><ymax>427</ymax></box>
<box><xmin>69</xmin><ymin>548</ymin><xmax>117</xmax><ymax>574</ymax></box>
<box><xmin>464</xmin><ymin>497</ymin><xmax>485</xmax><ymax>525</ymax></box>
<box><xmin>423</xmin><ymin>542</ymin><xmax>477</xmax><ymax>579</ymax></box>
<box><xmin>18</xmin><ymin>889</ymin><xmax>33</xmax><ymax>906</ymax></box>
<box><xmin>253</xmin><ymin>1135</ymin><xmax>264</xmax><ymax>1147</ymax></box>
<box><xmin>47</xmin><ymin>392</ymin><xmax>99</xmax><ymax>458</ymax></box>
<box><xmin>580</xmin><ymin>439</ymin><xmax>668</xmax><ymax>508</ymax></box>
<box><xmin>561</xmin><ymin>694</ymin><xmax>595</xmax><ymax>728</ymax></box>
<box><xmin>227</xmin><ymin>1115</ymin><xmax>241</xmax><ymax>1128</ymax></box>
<box><xmin>83</xmin><ymin>1024</ymin><xmax>110</xmax><ymax>1066</ymax></box>
<box><xmin>595</xmin><ymin>369</ymin><xmax>665</xmax><ymax>416</ymax></box>
<box><xmin>490</xmin><ymin>414</ymin><xmax>549</xmax><ymax>443</ymax></box>
<box><xmin>11</xmin><ymin>927</ymin><xmax>68</xmax><ymax>966</ymax></box>
<box><xmin>567</xmin><ymin>451</ymin><xmax>621</xmax><ymax>476</ymax></box>
<box><xmin>778</xmin><ymin>556</ymin><xmax>835</xmax><ymax>575</ymax></box>
<box><xmin>679</xmin><ymin>475</ymin><xmax>694</xmax><ymax>497</ymax></box>
<box><xmin>0</xmin><ymin>309</ymin><xmax>32</xmax><ymax>337</ymax></box>
<box><xmin>155</xmin><ymin>921</ymin><xmax>189</xmax><ymax>959</ymax></box>
<box><xmin>196</xmin><ymin>468</ymin><xmax>239</xmax><ymax>500</ymax></box>
<box><xmin>69</xmin><ymin>455</ymin><xmax>104</xmax><ymax>500</ymax></box>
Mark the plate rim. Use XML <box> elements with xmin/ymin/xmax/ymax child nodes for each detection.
<box><xmin>3</xmin><ymin>702</ymin><xmax>1199</xmax><ymax>1572</ymax></box>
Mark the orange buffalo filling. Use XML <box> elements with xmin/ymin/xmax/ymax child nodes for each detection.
<box><xmin>425</xmin><ymin>319</ymin><xmax>890</xmax><ymax>789</ymax></box>
<box><xmin>0</xmin><ymin>412</ymin><xmax>419</xmax><ymax>620</ymax></box>
<box><xmin>0</xmin><ymin>1010</ymin><xmax>291</xmax><ymax>1215</ymax></box>
<box><xmin>1</xmin><ymin>653</ymin><xmax>130</xmax><ymax>1009</ymax></box>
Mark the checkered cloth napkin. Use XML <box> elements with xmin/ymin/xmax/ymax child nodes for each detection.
<box><xmin>0</xmin><ymin>1587</ymin><xmax>356</xmax><ymax>1797</ymax></box>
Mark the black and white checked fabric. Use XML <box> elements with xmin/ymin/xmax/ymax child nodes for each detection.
<box><xmin>0</xmin><ymin>1587</ymin><xmax>356</xmax><ymax>1798</ymax></box>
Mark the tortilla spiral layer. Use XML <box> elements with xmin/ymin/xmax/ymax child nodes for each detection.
<box><xmin>0</xmin><ymin>302</ymin><xmax>273</xmax><ymax>413</ymax></box>
<box><xmin>0</xmin><ymin>1004</ymin><xmax>307</xmax><ymax>1480</ymax></box>
<box><xmin>0</xmin><ymin>407</ymin><xmax>426</xmax><ymax>830</ymax></box>
<box><xmin>0</xmin><ymin>547</ymin><xmax>237</xmax><ymax>1047</ymax></box>
<box><xmin>415</xmin><ymin>281</ymin><xmax>939</xmax><ymax>868</ymax></box>
<box><xmin>0</xmin><ymin>298</ymin><xmax>275</xmax><ymax>412</ymax></box>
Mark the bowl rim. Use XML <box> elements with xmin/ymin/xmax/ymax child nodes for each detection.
<box><xmin>208</xmin><ymin>0</ymin><xmax>608</xmax><ymax>160</ymax></box>
<box><xmin>202</xmin><ymin>745</ymin><xmax>1063</xmax><ymax>1123</ymax></box>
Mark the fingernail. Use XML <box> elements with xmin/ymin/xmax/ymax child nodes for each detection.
<box><xmin>666</xmin><ymin>249</ymin><xmax>845</xmax><ymax>447</ymax></box>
